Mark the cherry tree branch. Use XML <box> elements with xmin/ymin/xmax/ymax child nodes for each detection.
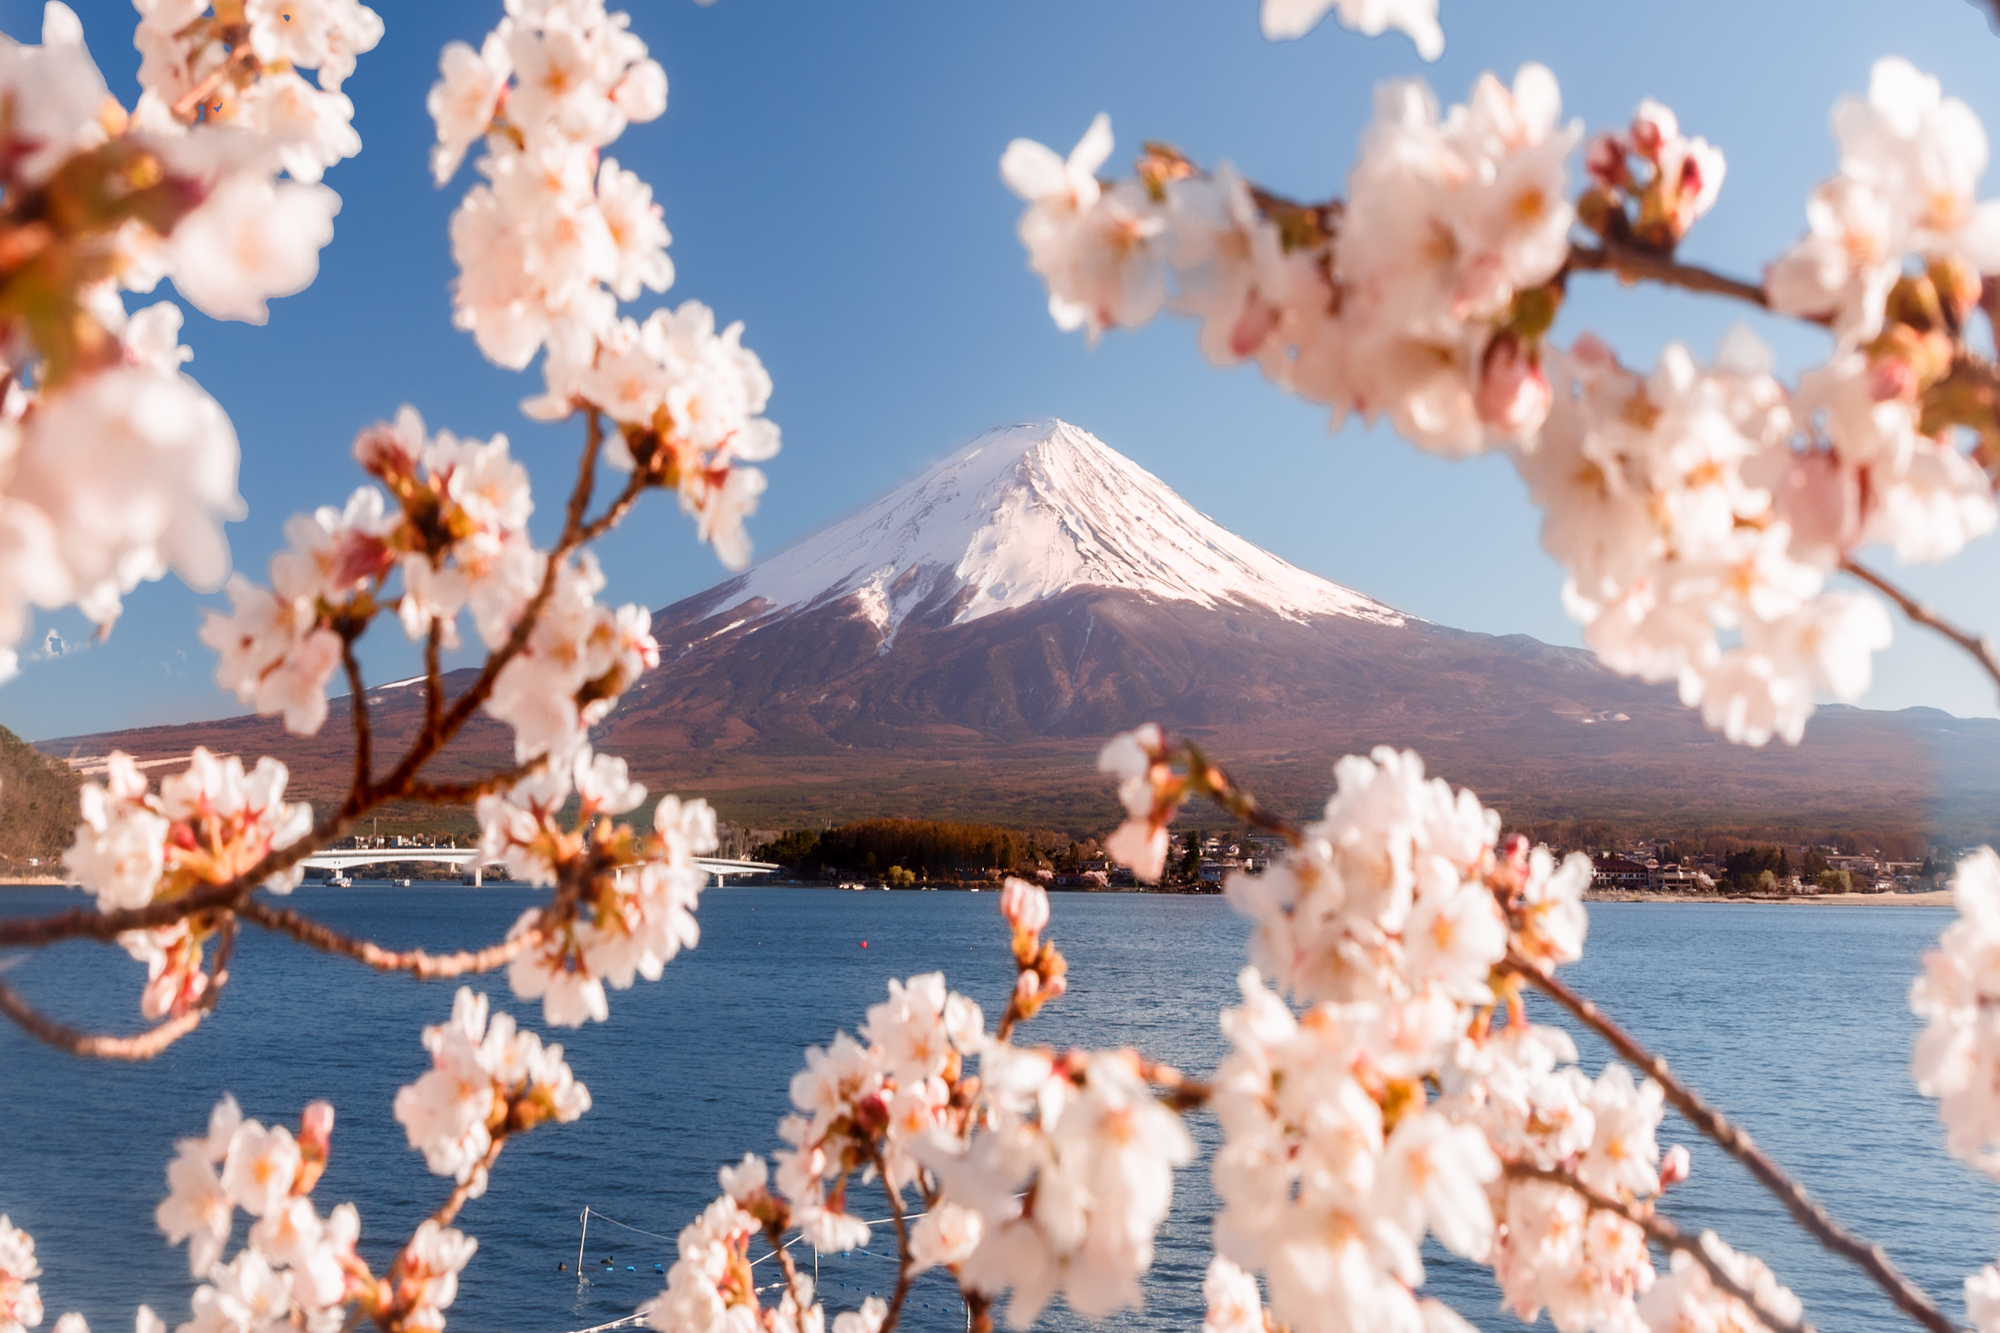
<box><xmin>1506</xmin><ymin>1162</ymin><xmax>1815</xmax><ymax>1333</ymax></box>
<box><xmin>424</xmin><ymin>620</ymin><xmax>444</xmax><ymax>740</ymax></box>
<box><xmin>237</xmin><ymin>900</ymin><xmax>544</xmax><ymax>979</ymax></box>
<box><xmin>577</xmin><ymin>466</ymin><xmax>650</xmax><ymax>545</ymax></box>
<box><xmin>401</xmin><ymin>758</ymin><xmax>546</xmax><ymax>806</ymax></box>
<box><xmin>0</xmin><ymin>914</ymin><xmax>235</xmax><ymax>1060</ymax></box>
<box><xmin>343</xmin><ymin>638</ymin><xmax>373</xmax><ymax>794</ymax></box>
<box><xmin>1504</xmin><ymin>954</ymin><xmax>1956</xmax><ymax>1333</ymax></box>
<box><xmin>1565</xmin><ymin>242</ymin><xmax>1784</xmax><ymax>314</ymax></box>
<box><xmin>1842</xmin><ymin>557</ymin><xmax>2000</xmax><ymax>697</ymax></box>
<box><xmin>0</xmin><ymin>411</ymin><xmax>615</xmax><ymax>958</ymax></box>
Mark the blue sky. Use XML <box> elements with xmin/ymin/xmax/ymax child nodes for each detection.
<box><xmin>5</xmin><ymin>0</ymin><xmax>2000</xmax><ymax>740</ymax></box>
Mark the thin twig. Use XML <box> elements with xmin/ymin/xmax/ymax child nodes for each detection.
<box><xmin>1843</xmin><ymin>557</ymin><xmax>2000</xmax><ymax>697</ymax></box>
<box><xmin>1506</xmin><ymin>954</ymin><xmax>1957</xmax><ymax>1333</ymax></box>
<box><xmin>1565</xmin><ymin>243</ymin><xmax>1788</xmax><ymax>314</ymax></box>
<box><xmin>342</xmin><ymin>639</ymin><xmax>373</xmax><ymax>798</ymax></box>
<box><xmin>403</xmin><ymin>756</ymin><xmax>547</xmax><ymax>806</ymax></box>
<box><xmin>238</xmin><ymin>900</ymin><xmax>543</xmax><ymax>979</ymax></box>
<box><xmin>1507</xmin><ymin>1162</ymin><xmax>1814</xmax><ymax>1333</ymax></box>
<box><xmin>870</xmin><ymin>1148</ymin><xmax>917</xmax><ymax>1333</ymax></box>
<box><xmin>1137</xmin><ymin>1057</ymin><xmax>1212</xmax><ymax>1112</ymax></box>
<box><xmin>1183</xmin><ymin>741</ymin><xmax>1303</xmax><ymax>847</ymax></box>
<box><xmin>576</xmin><ymin>467</ymin><xmax>650</xmax><ymax>545</ymax></box>
<box><xmin>0</xmin><ymin>974</ymin><xmax>209</xmax><ymax>1059</ymax></box>
<box><xmin>424</xmin><ymin>620</ymin><xmax>444</xmax><ymax>741</ymax></box>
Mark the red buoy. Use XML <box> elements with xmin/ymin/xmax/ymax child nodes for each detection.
<box><xmin>861</xmin><ymin>941</ymin><xmax>869</xmax><ymax>948</ymax></box>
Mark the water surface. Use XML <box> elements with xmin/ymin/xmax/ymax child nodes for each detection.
<box><xmin>0</xmin><ymin>888</ymin><xmax>1988</xmax><ymax>1333</ymax></box>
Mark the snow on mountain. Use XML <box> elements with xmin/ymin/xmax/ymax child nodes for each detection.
<box><xmin>695</xmin><ymin>419</ymin><xmax>1403</xmax><ymax>644</ymax></box>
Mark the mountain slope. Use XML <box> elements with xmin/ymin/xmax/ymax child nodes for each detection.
<box><xmin>38</xmin><ymin>420</ymin><xmax>2000</xmax><ymax>840</ymax></box>
<box><xmin>685</xmin><ymin>420</ymin><xmax>1398</xmax><ymax>646</ymax></box>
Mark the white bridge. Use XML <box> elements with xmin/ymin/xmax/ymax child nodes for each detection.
<box><xmin>300</xmin><ymin>848</ymin><xmax>781</xmax><ymax>886</ymax></box>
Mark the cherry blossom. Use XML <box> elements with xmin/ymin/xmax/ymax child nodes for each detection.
<box><xmin>394</xmin><ymin>986</ymin><xmax>592</xmax><ymax>1196</ymax></box>
<box><xmin>1096</xmin><ymin>724</ymin><xmax>1179</xmax><ymax>882</ymax></box>
<box><xmin>925</xmin><ymin>1047</ymin><xmax>1193</xmax><ymax>1328</ymax></box>
<box><xmin>1769</xmin><ymin>58</ymin><xmax>2000</xmax><ymax>343</ymax></box>
<box><xmin>1201</xmin><ymin>1256</ymin><xmax>1265</xmax><ymax>1333</ymax></box>
<box><xmin>1912</xmin><ymin>849</ymin><xmax>2000</xmax><ymax>1176</ymax></box>
<box><xmin>480</xmin><ymin>755</ymin><xmax>715</xmax><ymax>1026</ymax></box>
<box><xmin>0</xmin><ymin>1217</ymin><xmax>42</xmax><ymax>1333</ymax></box>
<box><xmin>389</xmin><ymin>1220</ymin><xmax>477</xmax><ymax>1332</ymax></box>
<box><xmin>1258</xmin><ymin>0</ymin><xmax>1443</xmax><ymax>60</ymax></box>
<box><xmin>1639</xmin><ymin>1238</ymin><xmax>1801</xmax><ymax>1333</ymax></box>
<box><xmin>435</xmin><ymin>0</ymin><xmax>671</xmax><ymax>368</ymax></box>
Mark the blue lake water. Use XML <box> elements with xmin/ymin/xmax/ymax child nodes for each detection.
<box><xmin>1</xmin><ymin>886</ymin><xmax>1992</xmax><ymax>1333</ymax></box>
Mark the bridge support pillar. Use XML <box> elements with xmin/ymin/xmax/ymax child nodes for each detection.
<box><xmin>474</xmin><ymin>863</ymin><xmax>482</xmax><ymax>888</ymax></box>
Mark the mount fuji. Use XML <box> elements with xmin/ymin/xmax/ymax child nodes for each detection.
<box><xmin>41</xmin><ymin>420</ymin><xmax>2000</xmax><ymax>838</ymax></box>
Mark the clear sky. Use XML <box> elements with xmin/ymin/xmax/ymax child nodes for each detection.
<box><xmin>5</xmin><ymin>0</ymin><xmax>2000</xmax><ymax>741</ymax></box>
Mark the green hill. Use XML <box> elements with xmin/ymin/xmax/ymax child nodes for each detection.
<box><xmin>0</xmin><ymin>722</ymin><xmax>80</xmax><ymax>873</ymax></box>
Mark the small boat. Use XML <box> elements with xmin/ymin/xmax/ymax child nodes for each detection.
<box><xmin>840</xmin><ymin>881</ymin><xmax>865</xmax><ymax>891</ymax></box>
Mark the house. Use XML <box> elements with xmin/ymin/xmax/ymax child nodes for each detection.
<box><xmin>1593</xmin><ymin>855</ymin><xmax>1651</xmax><ymax>890</ymax></box>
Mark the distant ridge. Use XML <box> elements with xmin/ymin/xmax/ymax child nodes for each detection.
<box><xmin>39</xmin><ymin>420</ymin><xmax>2000</xmax><ymax>841</ymax></box>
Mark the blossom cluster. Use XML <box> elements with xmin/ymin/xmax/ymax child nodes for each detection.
<box><xmin>1007</xmin><ymin>57</ymin><xmax>2000</xmax><ymax>749</ymax></box>
<box><xmin>433</xmin><ymin>0</ymin><xmax>779</xmax><ymax>570</ymax></box>
<box><xmin>1092</xmin><ymin>734</ymin><xmax>1771</xmax><ymax>1333</ymax></box>
<box><xmin>638</xmin><ymin>1157</ymin><xmax>827</xmax><ymax>1333</ymax></box>
<box><xmin>146</xmin><ymin>1092</ymin><xmax>481</xmax><ymax>1333</ymax></box>
<box><xmin>926</xmin><ymin>1043</ymin><xmax>1195</xmax><ymax>1328</ymax></box>
<box><xmin>1002</xmin><ymin>64</ymin><xmax>1579</xmax><ymax>455</ymax></box>
<box><xmin>153</xmin><ymin>1096</ymin><xmax>374</xmax><ymax>1333</ymax></box>
<box><xmin>0</xmin><ymin>0</ymin><xmax>380</xmax><ymax>674</ymax></box>
<box><xmin>1195</xmin><ymin>746</ymin><xmax>1595</xmax><ymax>1333</ymax></box>
<box><xmin>778</xmin><ymin>971</ymin><xmax>986</xmax><ymax>1254</ymax></box>
<box><xmin>198</xmin><ymin>406</ymin><xmax>664</xmax><ymax>760</ymax></box>
<box><xmin>1443</xmin><ymin>1024</ymin><xmax>1686</xmax><ymax>1331</ymax></box>
<box><xmin>645</xmin><ymin>884</ymin><xmax>1199</xmax><ymax>1333</ymax></box>
<box><xmin>476</xmin><ymin>747</ymin><xmax>716</xmax><ymax>1026</ymax></box>
<box><xmin>62</xmin><ymin>748</ymin><xmax>310</xmax><ymax>1018</ymax></box>
<box><xmin>394</xmin><ymin>986</ymin><xmax>591</xmax><ymax>1196</ymax></box>
<box><xmin>0</xmin><ymin>1217</ymin><xmax>42</xmax><ymax>1333</ymax></box>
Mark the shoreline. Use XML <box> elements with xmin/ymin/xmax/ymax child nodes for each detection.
<box><xmin>1586</xmin><ymin>888</ymin><xmax>1952</xmax><ymax>906</ymax></box>
<box><xmin>2</xmin><ymin>880</ymin><xmax>1958</xmax><ymax>905</ymax></box>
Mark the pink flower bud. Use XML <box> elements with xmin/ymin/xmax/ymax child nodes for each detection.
<box><xmin>1629</xmin><ymin>99</ymin><xmax>1679</xmax><ymax>160</ymax></box>
<box><xmin>1659</xmin><ymin>1143</ymin><xmax>1691</xmax><ymax>1187</ymax></box>
<box><xmin>1476</xmin><ymin>335</ymin><xmax>1552</xmax><ymax>438</ymax></box>
<box><xmin>1000</xmin><ymin>876</ymin><xmax>1050</xmax><ymax>935</ymax></box>
<box><xmin>299</xmin><ymin>1100</ymin><xmax>336</xmax><ymax>1151</ymax></box>
<box><xmin>1228</xmin><ymin>294</ymin><xmax>1281</xmax><ymax>360</ymax></box>
<box><xmin>1766</xmin><ymin>450</ymin><xmax>1861</xmax><ymax>568</ymax></box>
<box><xmin>1014</xmin><ymin>971</ymin><xmax>1041</xmax><ymax>1001</ymax></box>
<box><xmin>1585</xmin><ymin>133</ymin><xmax>1629</xmax><ymax>190</ymax></box>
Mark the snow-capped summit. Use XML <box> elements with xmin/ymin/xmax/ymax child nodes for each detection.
<box><xmin>692</xmin><ymin>419</ymin><xmax>1402</xmax><ymax>644</ymax></box>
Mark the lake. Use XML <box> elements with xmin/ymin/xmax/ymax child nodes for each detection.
<box><xmin>0</xmin><ymin>887</ymin><xmax>1990</xmax><ymax>1333</ymax></box>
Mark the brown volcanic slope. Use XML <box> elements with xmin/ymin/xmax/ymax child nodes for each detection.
<box><xmin>37</xmin><ymin>418</ymin><xmax>2000</xmax><ymax>840</ymax></box>
<box><xmin>40</xmin><ymin>585</ymin><xmax>2000</xmax><ymax>841</ymax></box>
